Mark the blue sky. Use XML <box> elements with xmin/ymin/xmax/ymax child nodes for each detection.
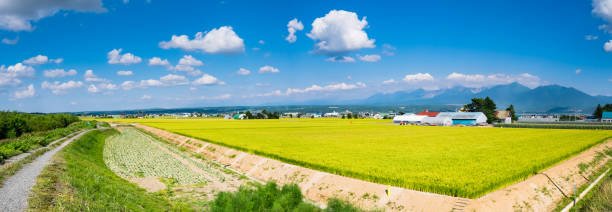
<box><xmin>0</xmin><ymin>0</ymin><xmax>611</xmax><ymax>112</ymax></box>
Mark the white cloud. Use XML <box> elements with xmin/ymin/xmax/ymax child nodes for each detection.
<box><xmin>177</xmin><ymin>55</ymin><xmax>203</xmax><ymax>66</ymax></box>
<box><xmin>200</xmin><ymin>94</ymin><xmax>231</xmax><ymax>100</ymax></box>
<box><xmin>23</xmin><ymin>55</ymin><xmax>63</xmax><ymax>65</ymax></box>
<box><xmin>160</xmin><ymin>74</ymin><xmax>189</xmax><ymax>86</ymax></box>
<box><xmin>87</xmin><ymin>83</ymin><xmax>117</xmax><ymax>93</ymax></box>
<box><xmin>41</xmin><ymin>80</ymin><xmax>83</xmax><ymax>94</ymax></box>
<box><xmin>382</xmin><ymin>44</ymin><xmax>396</xmax><ymax>56</ymax></box>
<box><xmin>403</xmin><ymin>73</ymin><xmax>434</xmax><ymax>83</ymax></box>
<box><xmin>307</xmin><ymin>10</ymin><xmax>375</xmax><ymax>55</ymax></box>
<box><xmin>285</xmin><ymin>18</ymin><xmax>304</xmax><ymax>43</ymax></box>
<box><xmin>2</xmin><ymin>37</ymin><xmax>18</xmax><ymax>45</ymax></box>
<box><xmin>43</xmin><ymin>69</ymin><xmax>76</xmax><ymax>78</ymax></box>
<box><xmin>258</xmin><ymin>40</ymin><xmax>265</xmax><ymax>44</ymax></box>
<box><xmin>0</xmin><ymin>62</ymin><xmax>35</xmax><ymax>86</ymax></box>
<box><xmin>255</xmin><ymin>83</ymin><xmax>270</xmax><ymax>87</ymax></box>
<box><xmin>140</xmin><ymin>95</ymin><xmax>152</xmax><ymax>100</ymax></box>
<box><xmin>585</xmin><ymin>35</ymin><xmax>599</xmax><ymax>40</ymax></box>
<box><xmin>446</xmin><ymin>72</ymin><xmax>541</xmax><ymax>88</ymax></box>
<box><xmin>604</xmin><ymin>40</ymin><xmax>612</xmax><ymax>52</ymax></box>
<box><xmin>258</xmin><ymin>65</ymin><xmax>280</xmax><ymax>73</ymax></box>
<box><xmin>0</xmin><ymin>0</ymin><xmax>105</xmax><ymax>31</ymax></box>
<box><xmin>382</xmin><ymin>79</ymin><xmax>397</xmax><ymax>85</ymax></box>
<box><xmin>357</xmin><ymin>54</ymin><xmax>381</xmax><ymax>62</ymax></box>
<box><xmin>107</xmin><ymin>49</ymin><xmax>142</xmax><ymax>65</ymax></box>
<box><xmin>14</xmin><ymin>84</ymin><xmax>35</xmax><ymax>99</ymax></box>
<box><xmin>236</xmin><ymin>68</ymin><xmax>250</xmax><ymax>75</ymax></box>
<box><xmin>148</xmin><ymin>57</ymin><xmax>170</xmax><ymax>66</ymax></box>
<box><xmin>83</xmin><ymin>70</ymin><xmax>107</xmax><ymax>82</ymax></box>
<box><xmin>262</xmin><ymin>82</ymin><xmax>367</xmax><ymax>96</ymax></box>
<box><xmin>325</xmin><ymin>56</ymin><xmax>355</xmax><ymax>63</ymax></box>
<box><xmin>193</xmin><ymin>74</ymin><xmax>225</xmax><ymax>85</ymax></box>
<box><xmin>159</xmin><ymin>26</ymin><xmax>245</xmax><ymax>55</ymax></box>
<box><xmin>593</xmin><ymin>0</ymin><xmax>612</xmax><ymax>23</ymax></box>
<box><xmin>575</xmin><ymin>69</ymin><xmax>582</xmax><ymax>74</ymax></box>
<box><xmin>117</xmin><ymin>70</ymin><xmax>133</xmax><ymax>76</ymax></box>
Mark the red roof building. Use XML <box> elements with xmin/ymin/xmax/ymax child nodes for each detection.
<box><xmin>416</xmin><ymin>109</ymin><xmax>440</xmax><ymax>117</ymax></box>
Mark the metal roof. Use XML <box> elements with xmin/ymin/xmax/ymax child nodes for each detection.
<box><xmin>437</xmin><ymin>112</ymin><xmax>486</xmax><ymax>120</ymax></box>
<box><xmin>603</xmin><ymin>111</ymin><xmax>612</xmax><ymax>119</ymax></box>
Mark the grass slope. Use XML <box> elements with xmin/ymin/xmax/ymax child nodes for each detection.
<box><xmin>113</xmin><ymin>118</ymin><xmax>612</xmax><ymax>198</ymax></box>
<box><xmin>29</xmin><ymin>129</ymin><xmax>184</xmax><ymax>211</ymax></box>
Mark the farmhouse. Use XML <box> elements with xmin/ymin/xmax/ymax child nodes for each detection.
<box><xmin>437</xmin><ymin>112</ymin><xmax>488</xmax><ymax>125</ymax></box>
<box><xmin>416</xmin><ymin>109</ymin><xmax>440</xmax><ymax>117</ymax></box>
<box><xmin>494</xmin><ymin>110</ymin><xmax>512</xmax><ymax>124</ymax></box>
<box><xmin>324</xmin><ymin>111</ymin><xmax>340</xmax><ymax>117</ymax></box>
<box><xmin>603</xmin><ymin>111</ymin><xmax>612</xmax><ymax>123</ymax></box>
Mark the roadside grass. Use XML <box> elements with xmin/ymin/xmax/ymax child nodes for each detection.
<box><xmin>210</xmin><ymin>181</ymin><xmax>372</xmax><ymax>212</ymax></box>
<box><xmin>28</xmin><ymin>129</ymin><xmax>186</xmax><ymax>211</ymax></box>
<box><xmin>0</xmin><ymin>130</ymin><xmax>82</xmax><ymax>185</ymax></box>
<box><xmin>111</xmin><ymin>118</ymin><xmax>612</xmax><ymax>198</ymax></box>
<box><xmin>553</xmin><ymin>147</ymin><xmax>612</xmax><ymax>212</ymax></box>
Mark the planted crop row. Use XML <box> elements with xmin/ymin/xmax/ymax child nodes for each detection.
<box><xmin>495</xmin><ymin>123</ymin><xmax>612</xmax><ymax>130</ymax></box>
<box><xmin>103</xmin><ymin>128</ymin><xmax>207</xmax><ymax>185</ymax></box>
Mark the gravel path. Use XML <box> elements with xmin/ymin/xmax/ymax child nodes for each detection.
<box><xmin>0</xmin><ymin>130</ymin><xmax>91</xmax><ymax>212</ymax></box>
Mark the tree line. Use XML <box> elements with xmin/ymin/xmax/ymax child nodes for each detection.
<box><xmin>0</xmin><ymin>111</ymin><xmax>80</xmax><ymax>139</ymax></box>
<box><xmin>593</xmin><ymin>104</ymin><xmax>612</xmax><ymax>119</ymax></box>
<box><xmin>243</xmin><ymin>110</ymin><xmax>280</xmax><ymax>119</ymax></box>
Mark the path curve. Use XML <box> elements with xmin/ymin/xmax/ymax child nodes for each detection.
<box><xmin>0</xmin><ymin>130</ymin><xmax>92</xmax><ymax>212</ymax></box>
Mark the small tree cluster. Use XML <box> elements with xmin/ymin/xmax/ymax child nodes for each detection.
<box><xmin>593</xmin><ymin>104</ymin><xmax>612</xmax><ymax>119</ymax></box>
<box><xmin>463</xmin><ymin>97</ymin><xmax>498</xmax><ymax>124</ymax></box>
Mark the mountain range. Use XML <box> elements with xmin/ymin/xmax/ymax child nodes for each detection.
<box><xmin>361</xmin><ymin>83</ymin><xmax>612</xmax><ymax>113</ymax></box>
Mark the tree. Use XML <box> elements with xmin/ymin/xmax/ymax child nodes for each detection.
<box><xmin>463</xmin><ymin>97</ymin><xmax>497</xmax><ymax>124</ymax></box>
<box><xmin>245</xmin><ymin>111</ymin><xmax>254</xmax><ymax>119</ymax></box>
<box><xmin>346</xmin><ymin>113</ymin><xmax>352</xmax><ymax>119</ymax></box>
<box><xmin>506</xmin><ymin>104</ymin><xmax>517</xmax><ymax>121</ymax></box>
<box><xmin>594</xmin><ymin>104</ymin><xmax>603</xmax><ymax>119</ymax></box>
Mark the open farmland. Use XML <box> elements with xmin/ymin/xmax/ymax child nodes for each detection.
<box><xmin>111</xmin><ymin>118</ymin><xmax>612</xmax><ymax>198</ymax></box>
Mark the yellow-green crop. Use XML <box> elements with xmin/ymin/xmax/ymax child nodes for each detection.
<box><xmin>109</xmin><ymin>118</ymin><xmax>612</xmax><ymax>198</ymax></box>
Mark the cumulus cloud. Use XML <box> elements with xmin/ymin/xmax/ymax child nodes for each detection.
<box><xmin>193</xmin><ymin>74</ymin><xmax>225</xmax><ymax>85</ymax></box>
<box><xmin>307</xmin><ymin>10</ymin><xmax>375</xmax><ymax>55</ymax></box>
<box><xmin>575</xmin><ymin>69</ymin><xmax>582</xmax><ymax>74</ymax></box>
<box><xmin>140</xmin><ymin>95</ymin><xmax>152</xmax><ymax>100</ymax></box>
<box><xmin>159</xmin><ymin>26</ymin><xmax>245</xmax><ymax>55</ymax></box>
<box><xmin>258</xmin><ymin>82</ymin><xmax>366</xmax><ymax>97</ymax></box>
<box><xmin>236</xmin><ymin>68</ymin><xmax>250</xmax><ymax>75</ymax></box>
<box><xmin>325</xmin><ymin>56</ymin><xmax>355</xmax><ymax>63</ymax></box>
<box><xmin>357</xmin><ymin>54</ymin><xmax>381</xmax><ymax>62</ymax></box>
<box><xmin>107</xmin><ymin>49</ymin><xmax>142</xmax><ymax>65</ymax></box>
<box><xmin>593</xmin><ymin>0</ymin><xmax>612</xmax><ymax>23</ymax></box>
<box><xmin>0</xmin><ymin>62</ymin><xmax>34</xmax><ymax>86</ymax></box>
<box><xmin>160</xmin><ymin>74</ymin><xmax>189</xmax><ymax>86</ymax></box>
<box><xmin>148</xmin><ymin>57</ymin><xmax>170</xmax><ymax>66</ymax></box>
<box><xmin>605</xmin><ymin>40</ymin><xmax>612</xmax><ymax>52</ymax></box>
<box><xmin>41</xmin><ymin>80</ymin><xmax>83</xmax><ymax>94</ymax></box>
<box><xmin>2</xmin><ymin>37</ymin><xmax>18</xmax><ymax>45</ymax></box>
<box><xmin>0</xmin><ymin>0</ymin><xmax>106</xmax><ymax>31</ymax></box>
<box><xmin>285</xmin><ymin>18</ymin><xmax>304</xmax><ymax>43</ymax></box>
<box><xmin>167</xmin><ymin>55</ymin><xmax>203</xmax><ymax>76</ymax></box>
<box><xmin>43</xmin><ymin>69</ymin><xmax>76</xmax><ymax>78</ymax></box>
<box><xmin>117</xmin><ymin>70</ymin><xmax>133</xmax><ymax>76</ymax></box>
<box><xmin>83</xmin><ymin>70</ymin><xmax>107</xmax><ymax>82</ymax></box>
<box><xmin>446</xmin><ymin>72</ymin><xmax>541</xmax><ymax>88</ymax></box>
<box><xmin>14</xmin><ymin>84</ymin><xmax>35</xmax><ymax>99</ymax></box>
<box><xmin>258</xmin><ymin>65</ymin><xmax>280</xmax><ymax>73</ymax></box>
<box><xmin>382</xmin><ymin>79</ymin><xmax>397</xmax><ymax>85</ymax></box>
<box><xmin>87</xmin><ymin>83</ymin><xmax>117</xmax><ymax>93</ymax></box>
<box><xmin>177</xmin><ymin>55</ymin><xmax>203</xmax><ymax>66</ymax></box>
<box><xmin>403</xmin><ymin>73</ymin><xmax>434</xmax><ymax>82</ymax></box>
<box><xmin>23</xmin><ymin>55</ymin><xmax>63</xmax><ymax>65</ymax></box>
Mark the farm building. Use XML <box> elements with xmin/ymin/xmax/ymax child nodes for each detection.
<box><xmin>421</xmin><ymin>116</ymin><xmax>452</xmax><ymax>126</ymax></box>
<box><xmin>324</xmin><ymin>111</ymin><xmax>340</xmax><ymax>117</ymax></box>
<box><xmin>416</xmin><ymin>109</ymin><xmax>440</xmax><ymax>117</ymax></box>
<box><xmin>494</xmin><ymin>110</ymin><xmax>512</xmax><ymax>124</ymax></box>
<box><xmin>603</xmin><ymin>112</ymin><xmax>612</xmax><ymax>123</ymax></box>
<box><xmin>437</xmin><ymin>112</ymin><xmax>488</xmax><ymax>125</ymax></box>
<box><xmin>392</xmin><ymin>113</ymin><xmax>423</xmax><ymax>124</ymax></box>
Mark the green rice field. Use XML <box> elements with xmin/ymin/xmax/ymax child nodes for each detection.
<box><xmin>109</xmin><ymin>118</ymin><xmax>612</xmax><ymax>198</ymax></box>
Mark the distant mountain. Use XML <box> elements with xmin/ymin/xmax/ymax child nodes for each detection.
<box><xmin>361</xmin><ymin>83</ymin><xmax>612</xmax><ymax>113</ymax></box>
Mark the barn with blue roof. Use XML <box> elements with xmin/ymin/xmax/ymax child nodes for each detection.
<box><xmin>602</xmin><ymin>111</ymin><xmax>612</xmax><ymax>123</ymax></box>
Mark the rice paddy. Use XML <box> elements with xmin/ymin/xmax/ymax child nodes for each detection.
<box><xmin>110</xmin><ymin>118</ymin><xmax>612</xmax><ymax>198</ymax></box>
